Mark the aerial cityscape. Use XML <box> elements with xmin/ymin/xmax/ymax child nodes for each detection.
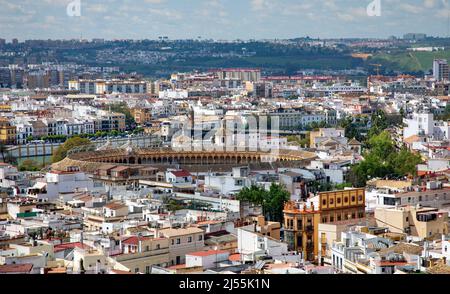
<box><xmin>2</xmin><ymin>0</ymin><xmax>450</xmax><ymax>278</ymax></box>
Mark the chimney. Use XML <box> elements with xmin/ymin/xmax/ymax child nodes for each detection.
<box><xmin>257</xmin><ymin>215</ymin><xmax>265</xmax><ymax>227</ymax></box>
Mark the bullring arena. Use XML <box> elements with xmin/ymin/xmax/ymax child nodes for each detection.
<box><xmin>52</xmin><ymin>146</ymin><xmax>318</xmax><ymax>173</ymax></box>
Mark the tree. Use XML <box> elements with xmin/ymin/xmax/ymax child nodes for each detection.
<box><xmin>437</xmin><ymin>104</ymin><xmax>450</xmax><ymax>121</ymax></box>
<box><xmin>237</xmin><ymin>183</ymin><xmax>290</xmax><ymax>223</ymax></box>
<box><xmin>287</xmin><ymin>134</ymin><xmax>310</xmax><ymax>148</ymax></box>
<box><xmin>339</xmin><ymin>116</ymin><xmax>365</xmax><ymax>142</ymax></box>
<box><xmin>237</xmin><ymin>185</ymin><xmax>267</xmax><ymax>213</ymax></box>
<box><xmin>367</xmin><ymin>131</ymin><xmax>395</xmax><ymax>160</ymax></box>
<box><xmin>348</xmin><ymin>131</ymin><xmax>423</xmax><ymax>187</ymax></box>
<box><xmin>109</xmin><ymin>102</ymin><xmax>136</xmax><ymax>129</ymax></box>
<box><xmin>265</xmin><ymin>183</ymin><xmax>290</xmax><ymax>223</ymax></box>
<box><xmin>368</xmin><ymin>109</ymin><xmax>388</xmax><ymax>138</ymax></box>
<box><xmin>52</xmin><ymin>137</ymin><xmax>91</xmax><ymax>163</ymax></box>
<box><xmin>391</xmin><ymin>148</ymin><xmax>422</xmax><ymax>177</ymax></box>
<box><xmin>19</xmin><ymin>159</ymin><xmax>41</xmax><ymax>171</ymax></box>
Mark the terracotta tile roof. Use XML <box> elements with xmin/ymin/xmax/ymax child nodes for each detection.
<box><xmin>158</xmin><ymin>227</ymin><xmax>204</xmax><ymax>237</ymax></box>
<box><xmin>104</xmin><ymin>202</ymin><xmax>127</xmax><ymax>210</ymax></box>
<box><xmin>427</xmin><ymin>263</ymin><xmax>450</xmax><ymax>274</ymax></box>
<box><xmin>403</xmin><ymin>135</ymin><xmax>422</xmax><ymax>144</ymax></box>
<box><xmin>170</xmin><ymin>170</ymin><xmax>192</xmax><ymax>177</ymax></box>
<box><xmin>110</xmin><ymin>269</ymin><xmax>133</xmax><ymax>274</ymax></box>
<box><xmin>229</xmin><ymin>253</ymin><xmax>242</xmax><ymax>262</ymax></box>
<box><xmin>0</xmin><ymin>263</ymin><xmax>33</xmax><ymax>273</ymax></box>
<box><xmin>376</xmin><ymin>261</ymin><xmax>408</xmax><ymax>267</ymax></box>
<box><xmin>378</xmin><ymin>243</ymin><xmax>423</xmax><ymax>256</ymax></box>
<box><xmin>121</xmin><ymin>236</ymin><xmax>151</xmax><ymax>246</ymax></box>
<box><xmin>54</xmin><ymin>242</ymin><xmax>91</xmax><ymax>252</ymax></box>
<box><xmin>167</xmin><ymin>264</ymin><xmax>187</xmax><ymax>270</ymax></box>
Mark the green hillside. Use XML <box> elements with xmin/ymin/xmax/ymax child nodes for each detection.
<box><xmin>371</xmin><ymin>50</ymin><xmax>450</xmax><ymax>73</ymax></box>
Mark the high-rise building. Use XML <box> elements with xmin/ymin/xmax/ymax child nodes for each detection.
<box><xmin>403</xmin><ymin>33</ymin><xmax>427</xmax><ymax>41</ymax></box>
<box><xmin>23</xmin><ymin>72</ymin><xmax>51</xmax><ymax>89</ymax></box>
<box><xmin>433</xmin><ymin>59</ymin><xmax>449</xmax><ymax>81</ymax></box>
<box><xmin>212</xmin><ymin>68</ymin><xmax>261</xmax><ymax>82</ymax></box>
<box><xmin>68</xmin><ymin>79</ymin><xmax>148</xmax><ymax>94</ymax></box>
<box><xmin>0</xmin><ymin>39</ymin><xmax>5</xmax><ymax>47</ymax></box>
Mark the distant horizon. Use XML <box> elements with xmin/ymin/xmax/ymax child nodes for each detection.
<box><xmin>2</xmin><ymin>34</ymin><xmax>448</xmax><ymax>43</ymax></box>
<box><xmin>1</xmin><ymin>0</ymin><xmax>450</xmax><ymax>41</ymax></box>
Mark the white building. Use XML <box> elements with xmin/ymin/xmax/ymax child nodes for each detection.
<box><xmin>186</xmin><ymin>250</ymin><xmax>230</xmax><ymax>269</ymax></box>
<box><xmin>237</xmin><ymin>225</ymin><xmax>288</xmax><ymax>262</ymax></box>
<box><xmin>27</xmin><ymin>169</ymin><xmax>94</xmax><ymax>201</ymax></box>
<box><xmin>403</xmin><ymin>112</ymin><xmax>450</xmax><ymax>141</ymax></box>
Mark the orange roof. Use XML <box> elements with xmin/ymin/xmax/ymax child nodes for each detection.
<box><xmin>104</xmin><ymin>202</ymin><xmax>127</xmax><ymax>210</ymax></box>
<box><xmin>167</xmin><ymin>264</ymin><xmax>187</xmax><ymax>270</ymax></box>
<box><xmin>404</xmin><ymin>135</ymin><xmax>422</xmax><ymax>144</ymax></box>
<box><xmin>54</xmin><ymin>242</ymin><xmax>91</xmax><ymax>253</ymax></box>
<box><xmin>121</xmin><ymin>236</ymin><xmax>151</xmax><ymax>246</ymax></box>
<box><xmin>0</xmin><ymin>263</ymin><xmax>33</xmax><ymax>273</ymax></box>
<box><xmin>110</xmin><ymin>269</ymin><xmax>133</xmax><ymax>274</ymax></box>
<box><xmin>229</xmin><ymin>253</ymin><xmax>241</xmax><ymax>262</ymax></box>
<box><xmin>376</xmin><ymin>261</ymin><xmax>408</xmax><ymax>266</ymax></box>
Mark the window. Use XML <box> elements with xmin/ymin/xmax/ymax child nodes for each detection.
<box><xmin>145</xmin><ymin>266</ymin><xmax>151</xmax><ymax>274</ymax></box>
<box><xmin>171</xmin><ymin>239</ymin><xmax>174</xmax><ymax>245</ymax></box>
<box><xmin>145</xmin><ymin>246</ymin><xmax>149</xmax><ymax>251</ymax></box>
<box><xmin>198</xmin><ymin>235</ymin><xmax>203</xmax><ymax>241</ymax></box>
<box><xmin>176</xmin><ymin>238</ymin><xmax>181</xmax><ymax>244</ymax></box>
<box><xmin>322</xmin><ymin>199</ymin><xmax>327</xmax><ymax>206</ymax></box>
<box><xmin>156</xmin><ymin>244</ymin><xmax>160</xmax><ymax>250</ymax></box>
<box><xmin>188</xmin><ymin>236</ymin><xmax>192</xmax><ymax>243</ymax></box>
<box><xmin>406</xmin><ymin>217</ymin><xmax>409</xmax><ymax>222</ymax></box>
<box><xmin>351</xmin><ymin>196</ymin><xmax>356</xmax><ymax>202</ymax></box>
<box><xmin>330</xmin><ymin>216</ymin><xmax>334</xmax><ymax>222</ymax></box>
<box><xmin>337</xmin><ymin>198</ymin><xmax>341</xmax><ymax>204</ymax></box>
<box><xmin>344</xmin><ymin>197</ymin><xmax>348</xmax><ymax>203</ymax></box>
<box><xmin>135</xmin><ymin>268</ymin><xmax>139</xmax><ymax>273</ymax></box>
<box><xmin>358</xmin><ymin>196</ymin><xmax>363</xmax><ymax>201</ymax></box>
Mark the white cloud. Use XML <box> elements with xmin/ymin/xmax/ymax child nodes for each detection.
<box><xmin>399</xmin><ymin>3</ymin><xmax>423</xmax><ymax>14</ymax></box>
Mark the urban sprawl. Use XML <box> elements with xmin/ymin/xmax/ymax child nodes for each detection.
<box><xmin>0</xmin><ymin>36</ymin><xmax>450</xmax><ymax>275</ymax></box>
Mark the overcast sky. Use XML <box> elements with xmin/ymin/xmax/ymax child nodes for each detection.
<box><xmin>0</xmin><ymin>0</ymin><xmax>449</xmax><ymax>40</ymax></box>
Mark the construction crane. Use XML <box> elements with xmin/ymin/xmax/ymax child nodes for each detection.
<box><xmin>370</xmin><ymin>64</ymin><xmax>382</xmax><ymax>76</ymax></box>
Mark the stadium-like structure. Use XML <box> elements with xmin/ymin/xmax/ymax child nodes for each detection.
<box><xmin>52</xmin><ymin>141</ymin><xmax>317</xmax><ymax>173</ymax></box>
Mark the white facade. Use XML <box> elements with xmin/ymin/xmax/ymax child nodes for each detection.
<box><xmin>28</xmin><ymin>171</ymin><xmax>94</xmax><ymax>201</ymax></box>
<box><xmin>403</xmin><ymin>112</ymin><xmax>448</xmax><ymax>140</ymax></box>
<box><xmin>186</xmin><ymin>251</ymin><xmax>230</xmax><ymax>269</ymax></box>
<box><xmin>237</xmin><ymin>225</ymin><xmax>288</xmax><ymax>262</ymax></box>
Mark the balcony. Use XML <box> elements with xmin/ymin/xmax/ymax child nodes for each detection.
<box><xmin>416</xmin><ymin>213</ymin><xmax>438</xmax><ymax>222</ymax></box>
<box><xmin>305</xmin><ymin>225</ymin><xmax>314</xmax><ymax>232</ymax></box>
